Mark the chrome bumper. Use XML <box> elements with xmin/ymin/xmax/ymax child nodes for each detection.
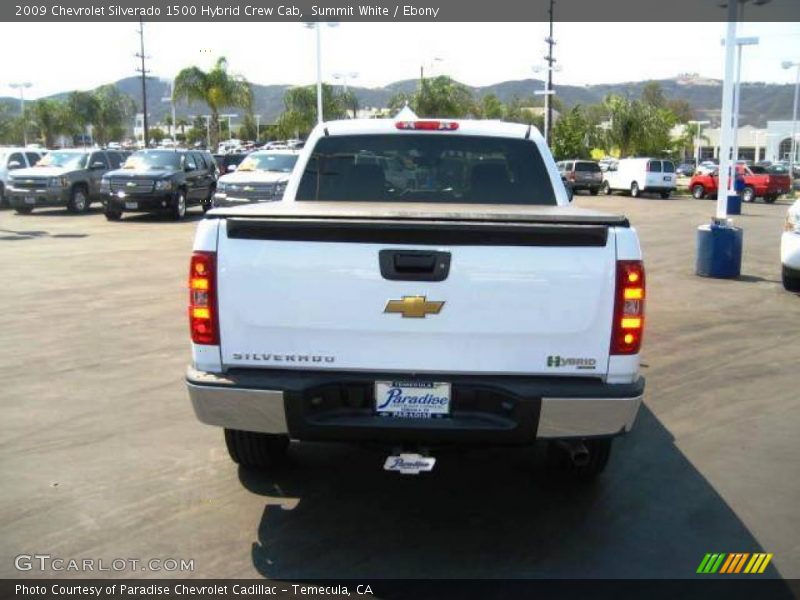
<box><xmin>187</xmin><ymin>367</ymin><xmax>288</xmax><ymax>434</ymax></box>
<box><xmin>187</xmin><ymin>366</ymin><xmax>642</xmax><ymax>440</ymax></box>
<box><xmin>537</xmin><ymin>396</ymin><xmax>642</xmax><ymax>438</ymax></box>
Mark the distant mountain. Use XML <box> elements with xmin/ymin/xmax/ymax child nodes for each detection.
<box><xmin>1</xmin><ymin>74</ymin><xmax>796</xmax><ymax>130</ymax></box>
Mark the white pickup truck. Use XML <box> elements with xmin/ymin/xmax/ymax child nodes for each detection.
<box><xmin>186</xmin><ymin>117</ymin><xmax>646</xmax><ymax>479</ymax></box>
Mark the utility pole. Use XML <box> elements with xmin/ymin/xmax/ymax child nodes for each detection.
<box><xmin>544</xmin><ymin>0</ymin><xmax>556</xmax><ymax>146</ymax></box>
<box><xmin>136</xmin><ymin>17</ymin><xmax>150</xmax><ymax>148</ymax></box>
<box><xmin>9</xmin><ymin>82</ymin><xmax>32</xmax><ymax>146</ymax></box>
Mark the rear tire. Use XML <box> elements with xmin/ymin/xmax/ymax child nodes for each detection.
<box><xmin>224</xmin><ymin>429</ymin><xmax>290</xmax><ymax>469</ymax></box>
<box><xmin>547</xmin><ymin>438</ymin><xmax>613</xmax><ymax>481</ymax></box>
<box><xmin>0</xmin><ymin>183</ymin><xmax>7</xmax><ymax>208</ymax></box>
<box><xmin>742</xmin><ymin>186</ymin><xmax>755</xmax><ymax>203</ymax></box>
<box><xmin>589</xmin><ymin>187</ymin><xmax>599</xmax><ymax>196</ymax></box>
<box><xmin>660</xmin><ymin>190</ymin><xmax>671</xmax><ymax>199</ymax></box>
<box><xmin>692</xmin><ymin>184</ymin><xmax>706</xmax><ymax>200</ymax></box>
<box><xmin>764</xmin><ymin>194</ymin><xmax>777</xmax><ymax>204</ymax></box>
<box><xmin>783</xmin><ymin>265</ymin><xmax>800</xmax><ymax>293</ymax></box>
<box><xmin>630</xmin><ymin>182</ymin><xmax>640</xmax><ymax>198</ymax></box>
<box><xmin>14</xmin><ymin>206</ymin><xmax>33</xmax><ymax>215</ymax></box>
<box><xmin>601</xmin><ymin>181</ymin><xmax>612</xmax><ymax>195</ymax></box>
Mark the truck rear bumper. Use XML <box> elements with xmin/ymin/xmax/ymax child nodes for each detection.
<box><xmin>186</xmin><ymin>367</ymin><xmax>644</xmax><ymax>443</ymax></box>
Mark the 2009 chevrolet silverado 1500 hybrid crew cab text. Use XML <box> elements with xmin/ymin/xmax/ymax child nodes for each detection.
<box><xmin>185</xmin><ymin>117</ymin><xmax>646</xmax><ymax>479</ymax></box>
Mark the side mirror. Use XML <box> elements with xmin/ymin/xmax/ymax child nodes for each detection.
<box><xmin>227</xmin><ymin>164</ymin><xmax>237</xmax><ymax>172</ymax></box>
<box><xmin>185</xmin><ymin>164</ymin><xmax>196</xmax><ymax>172</ymax></box>
<box><xmin>8</xmin><ymin>160</ymin><xmax>22</xmax><ymax>169</ymax></box>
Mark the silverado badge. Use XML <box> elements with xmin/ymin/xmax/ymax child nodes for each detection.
<box><xmin>384</xmin><ymin>296</ymin><xmax>444</xmax><ymax>319</ymax></box>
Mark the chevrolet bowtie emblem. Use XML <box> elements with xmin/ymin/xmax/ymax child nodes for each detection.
<box><xmin>126</xmin><ymin>181</ymin><xmax>136</xmax><ymax>187</ymax></box>
<box><xmin>384</xmin><ymin>296</ymin><xmax>444</xmax><ymax>318</ymax></box>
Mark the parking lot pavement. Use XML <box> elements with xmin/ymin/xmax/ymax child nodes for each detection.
<box><xmin>1</xmin><ymin>196</ymin><xmax>799</xmax><ymax>580</ymax></box>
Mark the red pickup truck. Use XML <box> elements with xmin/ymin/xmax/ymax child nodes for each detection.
<box><xmin>689</xmin><ymin>165</ymin><xmax>791</xmax><ymax>204</ymax></box>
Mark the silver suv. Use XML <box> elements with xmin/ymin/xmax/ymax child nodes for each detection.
<box><xmin>6</xmin><ymin>149</ymin><xmax>127</xmax><ymax>214</ymax></box>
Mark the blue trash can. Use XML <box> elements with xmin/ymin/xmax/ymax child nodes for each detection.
<box><xmin>696</xmin><ymin>222</ymin><xmax>743</xmax><ymax>278</ymax></box>
<box><xmin>727</xmin><ymin>193</ymin><xmax>742</xmax><ymax>215</ymax></box>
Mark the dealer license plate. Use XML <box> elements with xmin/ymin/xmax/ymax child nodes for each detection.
<box><xmin>375</xmin><ymin>381</ymin><xmax>451</xmax><ymax>418</ymax></box>
<box><xmin>125</xmin><ymin>202</ymin><xmax>138</xmax><ymax>209</ymax></box>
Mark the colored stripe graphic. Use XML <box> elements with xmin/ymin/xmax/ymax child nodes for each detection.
<box><xmin>697</xmin><ymin>553</ymin><xmax>727</xmax><ymax>573</ymax></box>
<box><xmin>700</xmin><ymin>552</ymin><xmax>773</xmax><ymax>575</ymax></box>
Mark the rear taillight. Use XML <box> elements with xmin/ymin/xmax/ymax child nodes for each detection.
<box><xmin>610</xmin><ymin>260</ymin><xmax>645</xmax><ymax>355</ymax></box>
<box><xmin>189</xmin><ymin>251</ymin><xmax>218</xmax><ymax>345</ymax></box>
<box><xmin>395</xmin><ymin>120</ymin><xmax>459</xmax><ymax>131</ymax></box>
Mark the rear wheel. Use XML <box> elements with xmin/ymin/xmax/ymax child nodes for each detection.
<box><xmin>14</xmin><ymin>206</ymin><xmax>33</xmax><ymax>215</ymax></box>
<box><xmin>601</xmin><ymin>181</ymin><xmax>612</xmax><ymax>195</ymax></box>
<box><xmin>68</xmin><ymin>186</ymin><xmax>90</xmax><ymax>213</ymax></box>
<box><xmin>224</xmin><ymin>429</ymin><xmax>290</xmax><ymax>469</ymax></box>
<box><xmin>764</xmin><ymin>194</ymin><xmax>777</xmax><ymax>204</ymax></box>
<box><xmin>630</xmin><ymin>182</ymin><xmax>640</xmax><ymax>198</ymax></box>
<box><xmin>0</xmin><ymin>183</ymin><xmax>7</xmax><ymax>208</ymax></box>
<box><xmin>742</xmin><ymin>186</ymin><xmax>755</xmax><ymax>203</ymax></box>
<box><xmin>589</xmin><ymin>187</ymin><xmax>599</xmax><ymax>196</ymax></box>
<box><xmin>660</xmin><ymin>190</ymin><xmax>671</xmax><ymax>199</ymax></box>
<box><xmin>171</xmin><ymin>190</ymin><xmax>187</xmax><ymax>221</ymax></box>
<box><xmin>692</xmin><ymin>184</ymin><xmax>706</xmax><ymax>200</ymax></box>
<box><xmin>783</xmin><ymin>265</ymin><xmax>800</xmax><ymax>293</ymax></box>
<box><xmin>547</xmin><ymin>438</ymin><xmax>613</xmax><ymax>481</ymax></box>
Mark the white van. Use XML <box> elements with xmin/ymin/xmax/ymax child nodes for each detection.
<box><xmin>601</xmin><ymin>158</ymin><xmax>676</xmax><ymax>198</ymax></box>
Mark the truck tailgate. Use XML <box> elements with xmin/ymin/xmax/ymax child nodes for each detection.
<box><xmin>215</xmin><ymin>213</ymin><xmax>618</xmax><ymax>377</ymax></box>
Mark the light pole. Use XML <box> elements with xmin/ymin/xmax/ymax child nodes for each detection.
<box><xmin>333</xmin><ymin>71</ymin><xmax>359</xmax><ymax>118</ymax></box>
<box><xmin>782</xmin><ymin>60</ymin><xmax>799</xmax><ymax>181</ymax></box>
<box><xmin>688</xmin><ymin>120</ymin><xmax>711</xmax><ymax>168</ymax></box>
<box><xmin>9</xmin><ymin>82</ymin><xmax>32</xmax><ymax>146</ymax></box>
<box><xmin>161</xmin><ymin>77</ymin><xmax>177</xmax><ymax>144</ymax></box>
<box><xmin>532</xmin><ymin>65</ymin><xmax>560</xmax><ymax>146</ymax></box>
<box><xmin>256</xmin><ymin>114</ymin><xmax>261</xmax><ymax>142</ymax></box>
<box><xmin>303</xmin><ymin>22</ymin><xmax>339</xmax><ymax>125</ymax></box>
<box><xmin>729</xmin><ymin>36</ymin><xmax>759</xmax><ymax>165</ymax></box>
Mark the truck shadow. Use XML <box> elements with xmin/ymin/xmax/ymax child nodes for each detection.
<box><xmin>240</xmin><ymin>406</ymin><xmax>781</xmax><ymax>580</ymax></box>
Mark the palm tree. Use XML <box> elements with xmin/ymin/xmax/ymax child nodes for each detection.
<box><xmin>173</xmin><ymin>57</ymin><xmax>252</xmax><ymax>149</ymax></box>
<box><xmin>30</xmin><ymin>99</ymin><xmax>67</xmax><ymax>147</ymax></box>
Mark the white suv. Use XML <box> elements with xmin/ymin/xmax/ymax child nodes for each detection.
<box><xmin>0</xmin><ymin>148</ymin><xmax>45</xmax><ymax>207</ymax></box>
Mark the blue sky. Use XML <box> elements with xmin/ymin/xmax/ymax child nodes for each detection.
<box><xmin>0</xmin><ymin>21</ymin><xmax>798</xmax><ymax>98</ymax></box>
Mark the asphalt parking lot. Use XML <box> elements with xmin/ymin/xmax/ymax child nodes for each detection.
<box><xmin>1</xmin><ymin>193</ymin><xmax>799</xmax><ymax>581</ymax></box>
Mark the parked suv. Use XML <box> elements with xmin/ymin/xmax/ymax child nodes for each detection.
<box><xmin>0</xmin><ymin>147</ymin><xmax>45</xmax><ymax>207</ymax></box>
<box><xmin>556</xmin><ymin>160</ymin><xmax>603</xmax><ymax>195</ymax></box>
<box><xmin>101</xmin><ymin>149</ymin><xmax>218</xmax><ymax>221</ymax></box>
<box><xmin>213</xmin><ymin>149</ymin><xmax>298</xmax><ymax>207</ymax></box>
<box><xmin>7</xmin><ymin>149</ymin><xmax>125</xmax><ymax>214</ymax></box>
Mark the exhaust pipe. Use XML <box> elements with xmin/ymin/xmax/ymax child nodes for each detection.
<box><xmin>555</xmin><ymin>440</ymin><xmax>590</xmax><ymax>467</ymax></box>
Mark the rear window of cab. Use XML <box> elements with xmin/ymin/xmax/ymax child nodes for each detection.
<box><xmin>296</xmin><ymin>134</ymin><xmax>557</xmax><ymax>205</ymax></box>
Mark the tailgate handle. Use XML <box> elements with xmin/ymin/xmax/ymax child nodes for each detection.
<box><xmin>379</xmin><ymin>250</ymin><xmax>451</xmax><ymax>282</ymax></box>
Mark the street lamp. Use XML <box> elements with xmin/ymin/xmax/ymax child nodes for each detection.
<box><xmin>782</xmin><ymin>60</ymin><xmax>799</xmax><ymax>180</ymax></box>
<box><xmin>303</xmin><ymin>21</ymin><xmax>339</xmax><ymax>125</ymax></box>
<box><xmin>688</xmin><ymin>120</ymin><xmax>711</xmax><ymax>169</ymax></box>
<box><xmin>161</xmin><ymin>77</ymin><xmax>177</xmax><ymax>144</ymax></box>
<box><xmin>9</xmin><ymin>82</ymin><xmax>32</xmax><ymax>146</ymax></box>
<box><xmin>333</xmin><ymin>71</ymin><xmax>359</xmax><ymax>118</ymax></box>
